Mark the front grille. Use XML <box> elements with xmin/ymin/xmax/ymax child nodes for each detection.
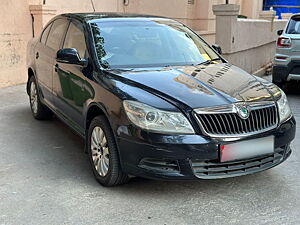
<box><xmin>191</xmin><ymin>150</ymin><xmax>286</xmax><ymax>179</ymax></box>
<box><xmin>195</xmin><ymin>104</ymin><xmax>278</xmax><ymax>136</ymax></box>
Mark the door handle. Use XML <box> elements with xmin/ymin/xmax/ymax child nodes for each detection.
<box><xmin>35</xmin><ymin>52</ymin><xmax>39</xmax><ymax>59</ymax></box>
<box><xmin>55</xmin><ymin>64</ymin><xmax>59</xmax><ymax>72</ymax></box>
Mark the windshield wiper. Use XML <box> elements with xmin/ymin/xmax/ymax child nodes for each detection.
<box><xmin>195</xmin><ymin>58</ymin><xmax>222</xmax><ymax>66</ymax></box>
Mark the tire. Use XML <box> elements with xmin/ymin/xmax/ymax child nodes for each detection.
<box><xmin>87</xmin><ymin>116</ymin><xmax>129</xmax><ymax>186</ymax></box>
<box><xmin>273</xmin><ymin>81</ymin><xmax>284</xmax><ymax>89</ymax></box>
<box><xmin>28</xmin><ymin>76</ymin><xmax>53</xmax><ymax>120</ymax></box>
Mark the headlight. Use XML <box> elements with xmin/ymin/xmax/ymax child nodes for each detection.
<box><xmin>277</xmin><ymin>90</ymin><xmax>292</xmax><ymax>123</ymax></box>
<box><xmin>123</xmin><ymin>100</ymin><xmax>194</xmax><ymax>134</ymax></box>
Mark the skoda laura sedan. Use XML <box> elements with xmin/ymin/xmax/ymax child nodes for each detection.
<box><xmin>26</xmin><ymin>13</ymin><xmax>295</xmax><ymax>186</ymax></box>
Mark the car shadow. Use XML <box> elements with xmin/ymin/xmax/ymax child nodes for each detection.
<box><xmin>13</xmin><ymin>105</ymin><xmax>290</xmax><ymax>197</ymax></box>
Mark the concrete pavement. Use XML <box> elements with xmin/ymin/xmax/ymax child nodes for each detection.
<box><xmin>0</xmin><ymin>82</ymin><xmax>299</xmax><ymax>225</ymax></box>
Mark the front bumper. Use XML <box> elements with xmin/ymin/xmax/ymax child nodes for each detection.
<box><xmin>116</xmin><ymin>117</ymin><xmax>296</xmax><ymax>180</ymax></box>
<box><xmin>273</xmin><ymin>60</ymin><xmax>300</xmax><ymax>83</ymax></box>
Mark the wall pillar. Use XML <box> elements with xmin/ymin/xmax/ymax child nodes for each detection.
<box><xmin>259</xmin><ymin>9</ymin><xmax>276</xmax><ymax>21</ymax></box>
<box><xmin>29</xmin><ymin>5</ymin><xmax>56</xmax><ymax>37</ymax></box>
<box><xmin>281</xmin><ymin>13</ymin><xmax>293</xmax><ymax>20</ymax></box>
<box><xmin>212</xmin><ymin>4</ymin><xmax>240</xmax><ymax>54</ymax></box>
<box><xmin>259</xmin><ymin>9</ymin><xmax>276</xmax><ymax>31</ymax></box>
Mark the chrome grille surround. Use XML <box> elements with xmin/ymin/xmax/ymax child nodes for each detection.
<box><xmin>194</xmin><ymin>102</ymin><xmax>279</xmax><ymax>138</ymax></box>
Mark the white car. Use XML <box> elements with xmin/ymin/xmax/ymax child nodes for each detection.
<box><xmin>273</xmin><ymin>14</ymin><xmax>300</xmax><ymax>88</ymax></box>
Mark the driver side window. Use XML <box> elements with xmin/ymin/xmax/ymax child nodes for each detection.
<box><xmin>63</xmin><ymin>21</ymin><xmax>87</xmax><ymax>59</ymax></box>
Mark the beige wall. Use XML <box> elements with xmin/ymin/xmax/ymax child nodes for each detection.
<box><xmin>0</xmin><ymin>0</ymin><xmax>271</xmax><ymax>88</ymax></box>
<box><xmin>46</xmin><ymin>0</ymin><xmax>121</xmax><ymax>15</ymax></box>
<box><xmin>240</xmin><ymin>0</ymin><xmax>263</xmax><ymax>19</ymax></box>
<box><xmin>225</xmin><ymin>19</ymin><xmax>287</xmax><ymax>74</ymax></box>
<box><xmin>213</xmin><ymin>3</ymin><xmax>287</xmax><ymax>74</ymax></box>
<box><xmin>0</xmin><ymin>0</ymin><xmax>32</xmax><ymax>88</ymax></box>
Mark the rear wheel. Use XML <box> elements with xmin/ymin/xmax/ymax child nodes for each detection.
<box><xmin>87</xmin><ymin>116</ymin><xmax>129</xmax><ymax>186</ymax></box>
<box><xmin>28</xmin><ymin>76</ymin><xmax>53</xmax><ymax>120</ymax></box>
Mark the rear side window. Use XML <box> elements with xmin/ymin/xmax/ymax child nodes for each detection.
<box><xmin>47</xmin><ymin>19</ymin><xmax>68</xmax><ymax>50</ymax></box>
<box><xmin>41</xmin><ymin>23</ymin><xmax>52</xmax><ymax>44</ymax></box>
<box><xmin>286</xmin><ymin>17</ymin><xmax>300</xmax><ymax>34</ymax></box>
<box><xmin>63</xmin><ymin>22</ymin><xmax>87</xmax><ymax>59</ymax></box>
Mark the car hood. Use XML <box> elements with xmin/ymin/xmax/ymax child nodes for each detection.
<box><xmin>109</xmin><ymin>63</ymin><xmax>281</xmax><ymax>109</ymax></box>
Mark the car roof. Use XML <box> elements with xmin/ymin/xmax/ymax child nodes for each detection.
<box><xmin>291</xmin><ymin>13</ymin><xmax>300</xmax><ymax>19</ymax></box>
<box><xmin>60</xmin><ymin>12</ymin><xmax>172</xmax><ymax>23</ymax></box>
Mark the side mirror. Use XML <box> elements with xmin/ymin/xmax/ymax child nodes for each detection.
<box><xmin>277</xmin><ymin>30</ymin><xmax>283</xmax><ymax>36</ymax></box>
<box><xmin>56</xmin><ymin>48</ymin><xmax>88</xmax><ymax>66</ymax></box>
<box><xmin>212</xmin><ymin>44</ymin><xmax>222</xmax><ymax>55</ymax></box>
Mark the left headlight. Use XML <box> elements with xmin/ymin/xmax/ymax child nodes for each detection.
<box><xmin>123</xmin><ymin>100</ymin><xmax>195</xmax><ymax>134</ymax></box>
<box><xmin>277</xmin><ymin>90</ymin><xmax>292</xmax><ymax>123</ymax></box>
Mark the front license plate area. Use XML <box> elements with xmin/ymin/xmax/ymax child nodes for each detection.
<box><xmin>221</xmin><ymin>136</ymin><xmax>274</xmax><ymax>162</ymax></box>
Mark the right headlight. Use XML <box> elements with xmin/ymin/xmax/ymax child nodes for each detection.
<box><xmin>277</xmin><ymin>90</ymin><xmax>292</xmax><ymax>123</ymax></box>
<box><xmin>123</xmin><ymin>100</ymin><xmax>195</xmax><ymax>134</ymax></box>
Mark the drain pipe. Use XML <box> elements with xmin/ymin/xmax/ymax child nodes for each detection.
<box><xmin>91</xmin><ymin>0</ymin><xmax>95</xmax><ymax>12</ymax></box>
<box><xmin>31</xmin><ymin>14</ymin><xmax>35</xmax><ymax>38</ymax></box>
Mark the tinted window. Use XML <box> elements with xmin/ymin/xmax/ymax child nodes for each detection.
<box><xmin>64</xmin><ymin>22</ymin><xmax>87</xmax><ymax>58</ymax></box>
<box><xmin>47</xmin><ymin>19</ymin><xmax>68</xmax><ymax>50</ymax></box>
<box><xmin>287</xmin><ymin>17</ymin><xmax>300</xmax><ymax>34</ymax></box>
<box><xmin>41</xmin><ymin>23</ymin><xmax>52</xmax><ymax>44</ymax></box>
<box><xmin>91</xmin><ymin>21</ymin><xmax>220</xmax><ymax>69</ymax></box>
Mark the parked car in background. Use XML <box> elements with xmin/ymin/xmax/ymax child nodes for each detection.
<box><xmin>273</xmin><ymin>14</ymin><xmax>300</xmax><ymax>88</ymax></box>
<box><xmin>27</xmin><ymin>13</ymin><xmax>295</xmax><ymax>186</ymax></box>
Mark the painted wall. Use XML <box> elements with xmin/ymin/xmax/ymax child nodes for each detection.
<box><xmin>0</xmin><ymin>0</ymin><xmax>32</xmax><ymax>88</ymax></box>
<box><xmin>0</xmin><ymin>0</ymin><xmax>271</xmax><ymax>88</ymax></box>
<box><xmin>217</xmin><ymin>16</ymin><xmax>287</xmax><ymax>74</ymax></box>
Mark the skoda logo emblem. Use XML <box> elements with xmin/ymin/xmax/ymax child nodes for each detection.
<box><xmin>236</xmin><ymin>105</ymin><xmax>250</xmax><ymax>120</ymax></box>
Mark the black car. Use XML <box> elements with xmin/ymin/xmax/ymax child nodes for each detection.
<box><xmin>27</xmin><ymin>13</ymin><xmax>295</xmax><ymax>186</ymax></box>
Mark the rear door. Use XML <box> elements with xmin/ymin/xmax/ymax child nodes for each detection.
<box><xmin>53</xmin><ymin>19</ymin><xmax>92</xmax><ymax>130</ymax></box>
<box><xmin>34</xmin><ymin>19</ymin><xmax>69</xmax><ymax>108</ymax></box>
<box><xmin>34</xmin><ymin>22</ymin><xmax>54</xmax><ymax>106</ymax></box>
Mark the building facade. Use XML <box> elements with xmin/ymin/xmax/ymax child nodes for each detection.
<box><xmin>0</xmin><ymin>0</ymin><xmax>266</xmax><ymax>88</ymax></box>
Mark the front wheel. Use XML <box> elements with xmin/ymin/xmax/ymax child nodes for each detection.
<box><xmin>87</xmin><ymin>116</ymin><xmax>129</xmax><ymax>186</ymax></box>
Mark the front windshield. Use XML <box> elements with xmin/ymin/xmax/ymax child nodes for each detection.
<box><xmin>90</xmin><ymin>19</ymin><xmax>220</xmax><ymax>69</ymax></box>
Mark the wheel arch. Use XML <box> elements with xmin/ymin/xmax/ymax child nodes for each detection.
<box><xmin>85</xmin><ymin>103</ymin><xmax>120</xmax><ymax>154</ymax></box>
<box><xmin>85</xmin><ymin>103</ymin><xmax>110</xmax><ymax>131</ymax></box>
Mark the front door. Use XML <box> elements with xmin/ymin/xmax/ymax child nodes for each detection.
<box><xmin>53</xmin><ymin>20</ymin><xmax>92</xmax><ymax>131</ymax></box>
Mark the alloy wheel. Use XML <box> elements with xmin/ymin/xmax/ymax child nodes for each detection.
<box><xmin>30</xmin><ymin>81</ymin><xmax>38</xmax><ymax>114</ymax></box>
<box><xmin>91</xmin><ymin>126</ymin><xmax>110</xmax><ymax>177</ymax></box>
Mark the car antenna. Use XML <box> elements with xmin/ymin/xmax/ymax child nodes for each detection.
<box><xmin>90</xmin><ymin>0</ymin><xmax>96</xmax><ymax>12</ymax></box>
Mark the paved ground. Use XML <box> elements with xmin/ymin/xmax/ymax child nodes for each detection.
<box><xmin>0</xmin><ymin>79</ymin><xmax>300</xmax><ymax>225</ymax></box>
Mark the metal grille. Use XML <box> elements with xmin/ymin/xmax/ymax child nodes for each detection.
<box><xmin>196</xmin><ymin>104</ymin><xmax>278</xmax><ymax>136</ymax></box>
<box><xmin>191</xmin><ymin>150</ymin><xmax>286</xmax><ymax>179</ymax></box>
<box><xmin>188</xmin><ymin>0</ymin><xmax>195</xmax><ymax>4</ymax></box>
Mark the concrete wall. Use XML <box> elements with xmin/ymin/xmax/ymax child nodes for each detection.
<box><xmin>224</xmin><ymin>19</ymin><xmax>287</xmax><ymax>74</ymax></box>
<box><xmin>213</xmin><ymin>4</ymin><xmax>287</xmax><ymax>75</ymax></box>
<box><xmin>46</xmin><ymin>0</ymin><xmax>121</xmax><ymax>15</ymax></box>
<box><xmin>0</xmin><ymin>0</ymin><xmax>32</xmax><ymax>88</ymax></box>
<box><xmin>240</xmin><ymin>0</ymin><xmax>263</xmax><ymax>19</ymax></box>
<box><xmin>0</xmin><ymin>0</ymin><xmax>276</xmax><ymax>88</ymax></box>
